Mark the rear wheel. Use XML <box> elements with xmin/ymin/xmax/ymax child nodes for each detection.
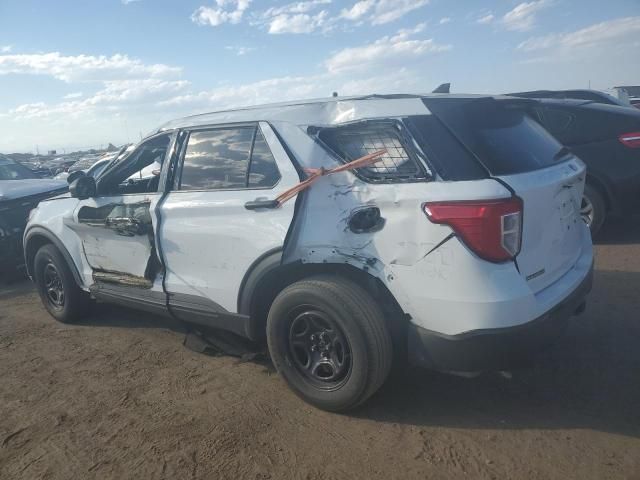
<box><xmin>581</xmin><ymin>183</ymin><xmax>606</xmax><ymax>237</ymax></box>
<box><xmin>34</xmin><ymin>244</ymin><xmax>90</xmax><ymax>323</ymax></box>
<box><xmin>266</xmin><ymin>275</ymin><xmax>393</xmax><ymax>412</ymax></box>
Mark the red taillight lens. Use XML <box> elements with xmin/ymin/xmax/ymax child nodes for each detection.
<box><xmin>618</xmin><ymin>132</ymin><xmax>640</xmax><ymax>148</ymax></box>
<box><xmin>423</xmin><ymin>197</ymin><xmax>523</xmax><ymax>263</ymax></box>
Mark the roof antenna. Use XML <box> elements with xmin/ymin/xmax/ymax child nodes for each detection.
<box><xmin>332</xmin><ymin>91</ymin><xmax>338</xmax><ymax>97</ymax></box>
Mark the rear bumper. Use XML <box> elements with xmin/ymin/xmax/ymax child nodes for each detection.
<box><xmin>407</xmin><ymin>261</ymin><xmax>593</xmax><ymax>372</ymax></box>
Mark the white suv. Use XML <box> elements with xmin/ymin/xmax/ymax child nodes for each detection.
<box><xmin>24</xmin><ymin>94</ymin><xmax>593</xmax><ymax>411</ymax></box>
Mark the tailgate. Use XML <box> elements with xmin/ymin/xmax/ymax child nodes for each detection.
<box><xmin>498</xmin><ymin>157</ymin><xmax>587</xmax><ymax>292</ymax></box>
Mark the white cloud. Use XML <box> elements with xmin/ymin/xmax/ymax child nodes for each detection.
<box><xmin>224</xmin><ymin>45</ymin><xmax>256</xmax><ymax>56</ymax></box>
<box><xmin>477</xmin><ymin>13</ymin><xmax>494</xmax><ymax>24</ymax></box>
<box><xmin>256</xmin><ymin>0</ymin><xmax>332</xmax><ymax>34</ymax></box>
<box><xmin>262</xmin><ymin>0</ymin><xmax>331</xmax><ymax>17</ymax></box>
<box><xmin>1</xmin><ymin>45</ymin><xmax>12</xmax><ymax>53</ymax></box>
<box><xmin>502</xmin><ymin>1</ymin><xmax>548</xmax><ymax>32</ymax></box>
<box><xmin>439</xmin><ymin>17</ymin><xmax>451</xmax><ymax>25</ymax></box>
<box><xmin>325</xmin><ymin>24</ymin><xmax>451</xmax><ymax>73</ymax></box>
<box><xmin>518</xmin><ymin>16</ymin><xmax>640</xmax><ymax>52</ymax></box>
<box><xmin>0</xmin><ymin>52</ymin><xmax>180</xmax><ymax>82</ymax></box>
<box><xmin>159</xmin><ymin>75</ymin><xmax>322</xmax><ymax>109</ymax></box>
<box><xmin>340</xmin><ymin>0</ymin><xmax>374</xmax><ymax>20</ymax></box>
<box><xmin>340</xmin><ymin>0</ymin><xmax>429</xmax><ymax>25</ymax></box>
<box><xmin>121</xmin><ymin>0</ymin><xmax>142</xmax><ymax>4</ymax></box>
<box><xmin>267</xmin><ymin>11</ymin><xmax>329</xmax><ymax>34</ymax></box>
<box><xmin>191</xmin><ymin>0</ymin><xmax>252</xmax><ymax>27</ymax></box>
<box><xmin>9</xmin><ymin>79</ymin><xmax>189</xmax><ymax>120</ymax></box>
<box><xmin>160</xmin><ymin>25</ymin><xmax>446</xmax><ymax>110</ymax></box>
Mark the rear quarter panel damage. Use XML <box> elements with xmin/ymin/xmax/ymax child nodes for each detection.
<box><xmin>273</xmin><ymin>118</ymin><xmax>516</xmax><ymax>334</ymax></box>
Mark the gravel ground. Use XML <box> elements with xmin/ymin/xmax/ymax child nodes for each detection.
<box><xmin>1</xmin><ymin>220</ymin><xmax>639</xmax><ymax>480</ymax></box>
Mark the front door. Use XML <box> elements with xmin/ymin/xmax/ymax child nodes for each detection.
<box><xmin>67</xmin><ymin>133</ymin><xmax>174</xmax><ymax>289</ymax></box>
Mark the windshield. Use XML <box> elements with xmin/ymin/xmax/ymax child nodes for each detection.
<box><xmin>0</xmin><ymin>157</ymin><xmax>39</xmax><ymax>180</ymax></box>
<box><xmin>87</xmin><ymin>160</ymin><xmax>109</xmax><ymax>178</ymax></box>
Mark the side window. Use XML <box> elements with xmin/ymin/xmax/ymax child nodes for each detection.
<box><xmin>97</xmin><ymin>134</ymin><xmax>171</xmax><ymax>195</ymax></box>
<box><xmin>539</xmin><ymin>108</ymin><xmax>575</xmax><ymax>135</ymax></box>
<box><xmin>317</xmin><ymin>122</ymin><xmax>429</xmax><ymax>183</ymax></box>
<box><xmin>248</xmin><ymin>128</ymin><xmax>281</xmax><ymax>188</ymax></box>
<box><xmin>179</xmin><ymin>125</ymin><xmax>281</xmax><ymax>191</ymax></box>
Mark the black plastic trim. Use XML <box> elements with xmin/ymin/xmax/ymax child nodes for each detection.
<box><xmin>169</xmin><ymin>292</ymin><xmax>250</xmax><ymax>338</ymax></box>
<box><xmin>237</xmin><ymin>248</ymin><xmax>283</xmax><ymax>316</ymax></box>
<box><xmin>90</xmin><ymin>283</ymin><xmax>169</xmax><ymax>316</ymax></box>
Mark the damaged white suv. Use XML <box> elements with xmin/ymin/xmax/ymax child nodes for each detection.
<box><xmin>24</xmin><ymin>94</ymin><xmax>593</xmax><ymax>411</ymax></box>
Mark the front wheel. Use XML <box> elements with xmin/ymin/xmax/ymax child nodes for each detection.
<box><xmin>266</xmin><ymin>275</ymin><xmax>393</xmax><ymax>412</ymax></box>
<box><xmin>34</xmin><ymin>244</ymin><xmax>90</xmax><ymax>323</ymax></box>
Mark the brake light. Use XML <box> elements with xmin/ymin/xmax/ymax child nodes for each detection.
<box><xmin>618</xmin><ymin>132</ymin><xmax>640</xmax><ymax>148</ymax></box>
<box><xmin>423</xmin><ymin>197</ymin><xmax>523</xmax><ymax>263</ymax></box>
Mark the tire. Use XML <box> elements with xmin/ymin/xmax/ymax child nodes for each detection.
<box><xmin>582</xmin><ymin>183</ymin><xmax>606</xmax><ymax>237</ymax></box>
<box><xmin>34</xmin><ymin>244</ymin><xmax>90</xmax><ymax>323</ymax></box>
<box><xmin>266</xmin><ymin>275</ymin><xmax>393</xmax><ymax>412</ymax></box>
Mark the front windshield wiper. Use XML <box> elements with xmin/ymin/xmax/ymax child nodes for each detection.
<box><xmin>553</xmin><ymin>146</ymin><xmax>573</xmax><ymax>161</ymax></box>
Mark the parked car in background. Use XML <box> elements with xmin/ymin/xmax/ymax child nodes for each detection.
<box><xmin>13</xmin><ymin>158</ymin><xmax>52</xmax><ymax>178</ymax></box>
<box><xmin>54</xmin><ymin>152</ymin><xmax>119</xmax><ymax>181</ymax></box>
<box><xmin>613</xmin><ymin>86</ymin><xmax>640</xmax><ymax>110</ymax></box>
<box><xmin>510</xmin><ymin>89</ymin><xmax>631</xmax><ymax>108</ymax></box>
<box><xmin>24</xmin><ymin>94</ymin><xmax>592</xmax><ymax>411</ymax></box>
<box><xmin>0</xmin><ymin>155</ymin><xmax>68</xmax><ymax>272</ymax></box>
<box><xmin>524</xmin><ymin>98</ymin><xmax>640</xmax><ymax>235</ymax></box>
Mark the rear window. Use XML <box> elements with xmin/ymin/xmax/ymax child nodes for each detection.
<box><xmin>424</xmin><ymin>97</ymin><xmax>565</xmax><ymax>176</ymax></box>
<box><xmin>404</xmin><ymin>115</ymin><xmax>488</xmax><ymax>181</ymax></box>
<box><xmin>316</xmin><ymin>121</ymin><xmax>429</xmax><ymax>183</ymax></box>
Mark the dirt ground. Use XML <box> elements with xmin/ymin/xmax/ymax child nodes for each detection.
<box><xmin>1</xmin><ymin>221</ymin><xmax>640</xmax><ymax>480</ymax></box>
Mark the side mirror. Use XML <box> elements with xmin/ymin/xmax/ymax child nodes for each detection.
<box><xmin>69</xmin><ymin>175</ymin><xmax>96</xmax><ymax>200</ymax></box>
<box><xmin>67</xmin><ymin>170</ymin><xmax>85</xmax><ymax>184</ymax></box>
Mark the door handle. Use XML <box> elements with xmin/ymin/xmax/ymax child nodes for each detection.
<box><xmin>244</xmin><ymin>199</ymin><xmax>279</xmax><ymax>210</ymax></box>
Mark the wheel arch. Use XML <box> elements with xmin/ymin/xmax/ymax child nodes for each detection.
<box><xmin>24</xmin><ymin>226</ymin><xmax>83</xmax><ymax>287</ymax></box>
<box><xmin>585</xmin><ymin>173</ymin><xmax>614</xmax><ymax>213</ymax></box>
<box><xmin>239</xmin><ymin>253</ymin><xmax>408</xmax><ymax>345</ymax></box>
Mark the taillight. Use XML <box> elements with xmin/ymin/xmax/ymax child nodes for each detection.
<box><xmin>423</xmin><ymin>197</ymin><xmax>523</xmax><ymax>263</ymax></box>
<box><xmin>618</xmin><ymin>132</ymin><xmax>640</xmax><ymax>148</ymax></box>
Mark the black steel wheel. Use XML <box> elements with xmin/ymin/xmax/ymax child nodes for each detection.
<box><xmin>42</xmin><ymin>261</ymin><xmax>65</xmax><ymax>308</ymax></box>
<box><xmin>287</xmin><ymin>307</ymin><xmax>352</xmax><ymax>389</ymax></box>
<box><xmin>267</xmin><ymin>275</ymin><xmax>392</xmax><ymax>412</ymax></box>
<box><xmin>34</xmin><ymin>244</ymin><xmax>90</xmax><ymax>323</ymax></box>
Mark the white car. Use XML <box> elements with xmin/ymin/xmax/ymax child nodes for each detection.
<box><xmin>23</xmin><ymin>94</ymin><xmax>593</xmax><ymax>411</ymax></box>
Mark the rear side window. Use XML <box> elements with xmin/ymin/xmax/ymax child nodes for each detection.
<box><xmin>317</xmin><ymin>121</ymin><xmax>429</xmax><ymax>182</ymax></box>
<box><xmin>536</xmin><ymin>107</ymin><xmax>575</xmax><ymax>135</ymax></box>
<box><xmin>424</xmin><ymin>98</ymin><xmax>564</xmax><ymax>176</ymax></box>
<box><xmin>179</xmin><ymin>126</ymin><xmax>281</xmax><ymax>191</ymax></box>
<box><xmin>404</xmin><ymin>115</ymin><xmax>488</xmax><ymax>181</ymax></box>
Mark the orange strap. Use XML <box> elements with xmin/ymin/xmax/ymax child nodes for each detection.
<box><xmin>275</xmin><ymin>149</ymin><xmax>387</xmax><ymax>206</ymax></box>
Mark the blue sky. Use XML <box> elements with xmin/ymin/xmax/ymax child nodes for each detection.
<box><xmin>1</xmin><ymin>0</ymin><xmax>639</xmax><ymax>152</ymax></box>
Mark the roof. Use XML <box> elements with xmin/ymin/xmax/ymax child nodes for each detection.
<box><xmin>154</xmin><ymin>93</ymin><xmax>490</xmax><ymax>134</ymax></box>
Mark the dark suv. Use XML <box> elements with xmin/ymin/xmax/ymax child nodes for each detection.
<box><xmin>527</xmin><ymin>99</ymin><xmax>640</xmax><ymax>234</ymax></box>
